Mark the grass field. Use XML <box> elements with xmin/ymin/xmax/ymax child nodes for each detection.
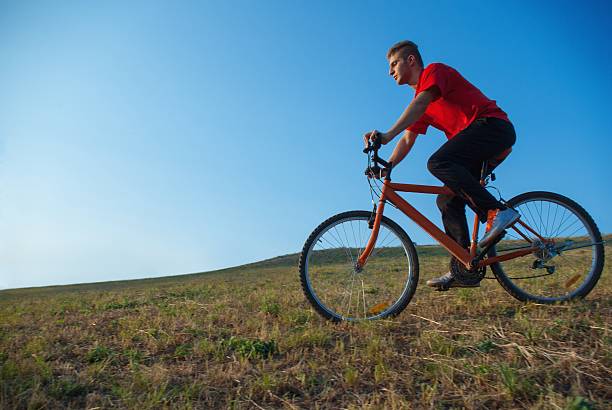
<box><xmin>1</xmin><ymin>239</ymin><xmax>610</xmax><ymax>409</ymax></box>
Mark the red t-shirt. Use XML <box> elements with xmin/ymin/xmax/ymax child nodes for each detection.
<box><xmin>408</xmin><ymin>63</ymin><xmax>510</xmax><ymax>139</ymax></box>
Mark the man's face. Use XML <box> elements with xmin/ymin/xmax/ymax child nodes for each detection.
<box><xmin>388</xmin><ymin>53</ymin><xmax>414</xmax><ymax>86</ymax></box>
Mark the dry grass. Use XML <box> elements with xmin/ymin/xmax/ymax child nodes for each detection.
<box><xmin>1</xmin><ymin>240</ymin><xmax>610</xmax><ymax>409</ymax></box>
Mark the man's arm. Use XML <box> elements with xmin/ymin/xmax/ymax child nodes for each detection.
<box><xmin>365</xmin><ymin>87</ymin><xmax>439</xmax><ymax>146</ymax></box>
<box><xmin>365</xmin><ymin>130</ymin><xmax>418</xmax><ymax>179</ymax></box>
<box><xmin>389</xmin><ymin>130</ymin><xmax>418</xmax><ymax>167</ymax></box>
<box><xmin>385</xmin><ymin>87</ymin><xmax>439</xmax><ymax>141</ymax></box>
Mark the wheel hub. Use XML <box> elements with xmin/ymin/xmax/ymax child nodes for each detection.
<box><xmin>532</xmin><ymin>239</ymin><xmax>559</xmax><ymax>262</ymax></box>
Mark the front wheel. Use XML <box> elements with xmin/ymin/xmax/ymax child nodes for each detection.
<box><xmin>489</xmin><ymin>191</ymin><xmax>604</xmax><ymax>303</ymax></box>
<box><xmin>299</xmin><ymin>211</ymin><xmax>419</xmax><ymax>322</ymax></box>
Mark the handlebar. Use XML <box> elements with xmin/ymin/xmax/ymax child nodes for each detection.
<box><xmin>364</xmin><ymin>132</ymin><xmax>392</xmax><ymax>180</ymax></box>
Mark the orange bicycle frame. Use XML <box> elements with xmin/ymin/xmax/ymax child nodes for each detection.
<box><xmin>356</xmin><ymin>180</ymin><xmax>541</xmax><ymax>270</ymax></box>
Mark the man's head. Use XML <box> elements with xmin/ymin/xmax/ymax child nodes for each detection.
<box><xmin>387</xmin><ymin>40</ymin><xmax>423</xmax><ymax>87</ymax></box>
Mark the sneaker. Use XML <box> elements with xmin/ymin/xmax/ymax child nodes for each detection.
<box><xmin>426</xmin><ymin>272</ymin><xmax>481</xmax><ymax>291</ymax></box>
<box><xmin>478</xmin><ymin>208</ymin><xmax>520</xmax><ymax>248</ymax></box>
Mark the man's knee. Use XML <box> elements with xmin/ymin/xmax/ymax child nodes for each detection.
<box><xmin>436</xmin><ymin>193</ymin><xmax>453</xmax><ymax>211</ymax></box>
<box><xmin>427</xmin><ymin>153</ymin><xmax>450</xmax><ymax>176</ymax></box>
<box><xmin>426</xmin><ymin>155</ymin><xmax>441</xmax><ymax>174</ymax></box>
<box><xmin>436</xmin><ymin>193</ymin><xmax>466</xmax><ymax>214</ymax></box>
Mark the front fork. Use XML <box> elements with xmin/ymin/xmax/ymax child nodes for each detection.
<box><xmin>356</xmin><ymin>196</ymin><xmax>387</xmax><ymax>270</ymax></box>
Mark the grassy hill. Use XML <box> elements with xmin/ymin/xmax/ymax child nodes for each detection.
<box><xmin>1</xmin><ymin>241</ymin><xmax>610</xmax><ymax>409</ymax></box>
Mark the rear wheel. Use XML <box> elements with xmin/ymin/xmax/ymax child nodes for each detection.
<box><xmin>299</xmin><ymin>211</ymin><xmax>419</xmax><ymax>321</ymax></box>
<box><xmin>489</xmin><ymin>191</ymin><xmax>604</xmax><ymax>303</ymax></box>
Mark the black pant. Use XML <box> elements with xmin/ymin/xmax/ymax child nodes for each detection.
<box><xmin>427</xmin><ymin>117</ymin><xmax>516</xmax><ymax>249</ymax></box>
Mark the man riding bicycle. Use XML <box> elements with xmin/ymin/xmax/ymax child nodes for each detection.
<box><xmin>364</xmin><ymin>40</ymin><xmax>518</xmax><ymax>289</ymax></box>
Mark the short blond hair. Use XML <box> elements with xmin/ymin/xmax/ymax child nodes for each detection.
<box><xmin>386</xmin><ymin>40</ymin><xmax>423</xmax><ymax>67</ymax></box>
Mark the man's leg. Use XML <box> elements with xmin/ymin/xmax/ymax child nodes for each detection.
<box><xmin>436</xmin><ymin>193</ymin><xmax>470</xmax><ymax>249</ymax></box>
<box><xmin>426</xmin><ymin>118</ymin><xmax>516</xmax><ymax>289</ymax></box>
<box><xmin>427</xmin><ymin>118</ymin><xmax>516</xmax><ymax>221</ymax></box>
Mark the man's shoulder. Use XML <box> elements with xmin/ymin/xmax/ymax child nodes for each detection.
<box><xmin>424</xmin><ymin>62</ymin><xmax>456</xmax><ymax>73</ymax></box>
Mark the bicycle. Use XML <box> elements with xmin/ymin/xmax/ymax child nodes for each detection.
<box><xmin>298</xmin><ymin>137</ymin><xmax>605</xmax><ymax>322</ymax></box>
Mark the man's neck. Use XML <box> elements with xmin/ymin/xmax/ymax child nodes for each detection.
<box><xmin>409</xmin><ymin>66</ymin><xmax>424</xmax><ymax>90</ymax></box>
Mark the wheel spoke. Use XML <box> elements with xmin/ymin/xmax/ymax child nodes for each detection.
<box><xmin>554</xmin><ymin>217</ymin><xmax>582</xmax><ymax>239</ymax></box>
<box><xmin>545</xmin><ymin>201</ymin><xmax>551</xmax><ymax>237</ymax></box>
<box><xmin>523</xmin><ymin>202</ymin><xmax>538</xmax><ymax>236</ymax></box>
<box><xmin>361</xmin><ymin>279</ymin><xmax>367</xmax><ymax>318</ymax></box>
<box><xmin>332</xmin><ymin>226</ymin><xmax>355</xmax><ymax>266</ymax></box>
<box><xmin>551</xmin><ymin>208</ymin><xmax>571</xmax><ymax>239</ymax></box>
<box><xmin>368</xmin><ymin>227</ymin><xmax>395</xmax><ymax>259</ymax></box>
<box><xmin>340</xmin><ymin>223</ymin><xmax>356</xmax><ymax>265</ymax></box>
<box><xmin>349</xmin><ymin>220</ymin><xmax>359</xmax><ymax>258</ymax></box>
<box><xmin>345</xmin><ymin>271</ymin><xmax>356</xmax><ymax>318</ymax></box>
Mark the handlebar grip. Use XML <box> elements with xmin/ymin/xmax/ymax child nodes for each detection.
<box><xmin>363</xmin><ymin>132</ymin><xmax>382</xmax><ymax>153</ymax></box>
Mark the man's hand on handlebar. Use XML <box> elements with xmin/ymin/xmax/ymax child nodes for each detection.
<box><xmin>362</xmin><ymin>129</ymin><xmax>393</xmax><ymax>175</ymax></box>
<box><xmin>363</xmin><ymin>130</ymin><xmax>391</xmax><ymax>150</ymax></box>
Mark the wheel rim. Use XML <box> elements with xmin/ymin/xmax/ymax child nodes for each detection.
<box><xmin>494</xmin><ymin>196</ymin><xmax>600</xmax><ymax>302</ymax></box>
<box><xmin>304</xmin><ymin>216</ymin><xmax>414</xmax><ymax>321</ymax></box>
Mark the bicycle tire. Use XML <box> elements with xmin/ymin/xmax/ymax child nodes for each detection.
<box><xmin>299</xmin><ymin>211</ymin><xmax>419</xmax><ymax>322</ymax></box>
<box><xmin>489</xmin><ymin>191</ymin><xmax>604</xmax><ymax>303</ymax></box>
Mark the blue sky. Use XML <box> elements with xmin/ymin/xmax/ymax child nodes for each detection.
<box><xmin>1</xmin><ymin>1</ymin><xmax>610</xmax><ymax>289</ymax></box>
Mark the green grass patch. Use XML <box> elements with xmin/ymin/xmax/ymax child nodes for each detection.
<box><xmin>87</xmin><ymin>346</ymin><xmax>114</xmax><ymax>363</ymax></box>
<box><xmin>49</xmin><ymin>378</ymin><xmax>89</xmax><ymax>399</ymax></box>
<box><xmin>221</xmin><ymin>336</ymin><xmax>277</xmax><ymax>359</ymax></box>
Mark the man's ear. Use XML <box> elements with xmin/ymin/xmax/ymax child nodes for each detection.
<box><xmin>407</xmin><ymin>54</ymin><xmax>415</xmax><ymax>66</ymax></box>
